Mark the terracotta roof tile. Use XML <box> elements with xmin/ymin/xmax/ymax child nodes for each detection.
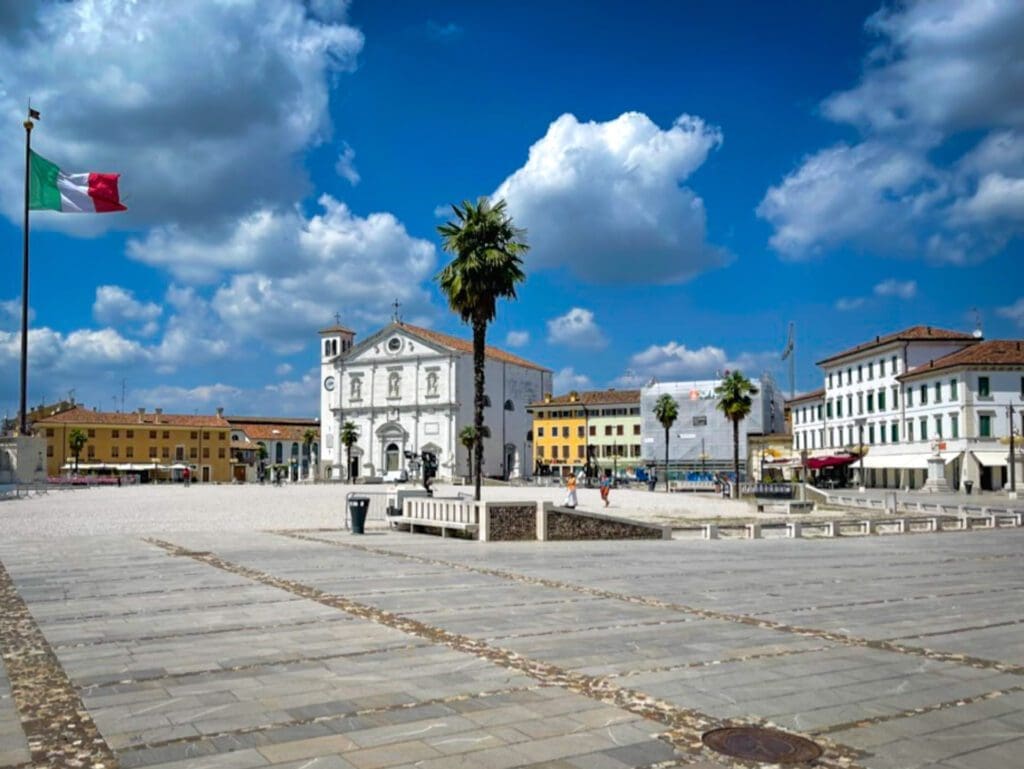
<box><xmin>816</xmin><ymin>325</ymin><xmax>978</xmax><ymax>366</ymax></box>
<box><xmin>529</xmin><ymin>389</ymin><xmax>640</xmax><ymax>408</ymax></box>
<box><xmin>785</xmin><ymin>388</ymin><xmax>825</xmax><ymax>404</ymax></box>
<box><xmin>397</xmin><ymin>322</ymin><xmax>549</xmax><ymax>372</ymax></box>
<box><xmin>236</xmin><ymin>423</ymin><xmax>319</xmax><ymax>441</ymax></box>
<box><xmin>898</xmin><ymin>339</ymin><xmax>1024</xmax><ymax>379</ymax></box>
<box><xmin>37</xmin><ymin>407</ymin><xmax>230</xmax><ymax>428</ymax></box>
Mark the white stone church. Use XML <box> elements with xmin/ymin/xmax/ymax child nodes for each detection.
<box><xmin>318</xmin><ymin>320</ymin><xmax>551</xmax><ymax>482</ymax></box>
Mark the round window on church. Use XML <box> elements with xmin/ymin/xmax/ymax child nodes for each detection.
<box><xmin>387</xmin><ymin>337</ymin><xmax>402</xmax><ymax>352</ymax></box>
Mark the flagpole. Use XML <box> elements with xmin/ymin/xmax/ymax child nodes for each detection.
<box><xmin>19</xmin><ymin>109</ymin><xmax>34</xmax><ymax>436</ymax></box>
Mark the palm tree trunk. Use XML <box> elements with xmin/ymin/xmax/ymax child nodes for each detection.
<box><xmin>732</xmin><ymin>418</ymin><xmax>740</xmax><ymax>499</ymax></box>
<box><xmin>473</xmin><ymin>320</ymin><xmax>486</xmax><ymax>502</ymax></box>
<box><xmin>663</xmin><ymin>427</ymin><xmax>669</xmax><ymax>492</ymax></box>
<box><xmin>345</xmin><ymin>445</ymin><xmax>351</xmax><ymax>483</ymax></box>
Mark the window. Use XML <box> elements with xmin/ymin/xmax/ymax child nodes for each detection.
<box><xmin>562</xmin><ymin>445</ymin><xmax>570</xmax><ymax>459</ymax></box>
<box><xmin>906</xmin><ymin>388</ymin><xmax>912</xmax><ymax>407</ymax></box>
<box><xmin>868</xmin><ymin>424</ymin><xmax>875</xmax><ymax>444</ymax></box>
<box><xmin>879</xmin><ymin>358</ymin><xmax>885</xmax><ymax>377</ymax></box>
<box><xmin>562</xmin><ymin>426</ymin><xmax>569</xmax><ymax>438</ymax></box>
<box><xmin>828</xmin><ymin>373</ymin><xmax>833</xmax><ymax>388</ymax></box>
<box><xmin>919</xmin><ymin>417</ymin><xmax>927</xmax><ymax>441</ymax></box>
<box><xmin>950</xmin><ymin>379</ymin><xmax>958</xmax><ymax>399</ymax></box>
<box><xmin>829</xmin><ymin>428</ymin><xmax>835</xmax><ymax>447</ymax></box>
<box><xmin>87</xmin><ymin>445</ymin><xmax>95</xmax><ymax>458</ymax></box>
<box><xmin>857</xmin><ymin>393</ymin><xmax>863</xmax><ymax>415</ymax></box>
<box><xmin>892</xmin><ymin>387</ymin><xmax>899</xmax><ymax>408</ymax></box>
<box><xmin>163</xmin><ymin>430</ymin><xmax>170</xmax><ymax>440</ymax></box>
<box><xmin>867</xmin><ymin>393</ymin><xmax>874</xmax><ymax>413</ymax></box>
<box><xmin>858</xmin><ymin>364</ymin><xmax>863</xmax><ymax>382</ymax></box>
<box><xmin>891</xmin><ymin>355</ymin><xmax>898</xmax><ymax>373</ymax></box>
<box><xmin>190</xmin><ymin>431</ymin><xmax>198</xmax><ymax>440</ymax></box>
<box><xmin>576</xmin><ymin>445</ymin><xmax>585</xmax><ymax>459</ymax></box>
<box><xmin>827</xmin><ymin>400</ymin><xmax>833</xmax><ymax>418</ymax></box>
<box><xmin>577</xmin><ymin>425</ymin><xmax>585</xmax><ymax>438</ymax></box>
<box><xmin>878</xmin><ymin>390</ymin><xmax>886</xmax><ymax>411</ymax></box>
<box><xmin>589</xmin><ymin>426</ymin><xmax>596</xmax><ymax>436</ymax></box>
<box><xmin>907</xmin><ymin>421</ymin><xmax>914</xmax><ymax>441</ymax></box>
<box><xmin>203</xmin><ymin>431</ymin><xmax>210</xmax><ymax>440</ymax></box>
<box><xmin>190</xmin><ymin>447</ymin><xmax>197</xmax><ymax>458</ymax></box>
<box><xmin>537</xmin><ymin>426</ymin><xmax>544</xmax><ymax>437</ymax></box>
<box><xmin>219</xmin><ymin>432</ymin><xmax>226</xmax><ymax>440</ymax></box>
<box><xmin>149</xmin><ymin>430</ymin><xmax>157</xmax><ymax>439</ymax></box>
<box><xmin>605</xmin><ymin>425</ymin><xmax>612</xmax><ymax>436</ymax></box>
<box><xmin>126</xmin><ymin>446</ymin><xmax>134</xmax><ymax>458</ymax></box>
<box><xmin>979</xmin><ymin>415</ymin><xmax>991</xmax><ymax>437</ymax></box>
<box><xmin>934</xmin><ymin>415</ymin><xmax>942</xmax><ymax>439</ymax></box>
<box><xmin>847</xmin><ymin>368</ymin><xmax>852</xmax><ymax>385</ymax></box>
<box><xmin>891</xmin><ymin>423</ymin><xmax>899</xmax><ymax>442</ymax></box>
<box><xmin>978</xmin><ymin>376</ymin><xmax>990</xmax><ymax>397</ymax></box>
<box><xmin>46</xmin><ymin>445</ymin><xmax>53</xmax><ymax>457</ymax></box>
<box><xmin>617</xmin><ymin>425</ymin><xmax>624</xmax><ymax>436</ymax></box>
<box><xmin>203</xmin><ymin>447</ymin><xmax>210</xmax><ymax>459</ymax></box>
<box><xmin>162</xmin><ymin>447</ymin><xmax>170</xmax><ymax>458</ymax></box>
<box><xmin>848</xmin><ymin>426</ymin><xmax>854</xmax><ymax>444</ymax></box>
<box><xmin>87</xmin><ymin>428</ymin><xmax>95</xmax><ymax>438</ymax></box>
<box><xmin>868</xmin><ymin>362</ymin><xmax>874</xmax><ymax>380</ymax></box>
<box><xmin>816</xmin><ymin>405</ymin><xmax>823</xmax><ymax>420</ymax></box>
<box><xmin>847</xmin><ymin>395</ymin><xmax>853</xmax><ymax>414</ymax></box>
<box><xmin>837</xmin><ymin>399</ymin><xmax>843</xmax><ymax>417</ymax></box>
<box><xmin>111</xmin><ymin>429</ymin><xmax>120</xmax><ymax>438</ymax></box>
<box><xmin>633</xmin><ymin>425</ymin><xmax>640</xmax><ymax>435</ymax></box>
<box><xmin>933</xmin><ymin>382</ymin><xmax>940</xmax><ymax>403</ymax></box>
<box><xmin>879</xmin><ymin>424</ymin><xmax>885</xmax><ymax>443</ymax></box>
<box><xmin>149</xmin><ymin>446</ymin><xmax>158</xmax><ymax>458</ymax></box>
<box><xmin>537</xmin><ymin>445</ymin><xmax>545</xmax><ymax>458</ymax></box>
<box><xmin>920</xmin><ymin>385</ymin><xmax>928</xmax><ymax>405</ymax></box>
<box><xmin>951</xmin><ymin>415</ymin><xmax>959</xmax><ymax>439</ymax></box>
<box><xmin>218</xmin><ymin>448</ymin><xmax>226</xmax><ymax>459</ymax></box>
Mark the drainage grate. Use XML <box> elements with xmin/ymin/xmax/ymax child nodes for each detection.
<box><xmin>702</xmin><ymin>726</ymin><xmax>823</xmax><ymax>764</ymax></box>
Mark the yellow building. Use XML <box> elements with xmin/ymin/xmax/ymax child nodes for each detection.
<box><xmin>529</xmin><ymin>392</ymin><xmax>587</xmax><ymax>477</ymax></box>
<box><xmin>37</xmin><ymin>406</ymin><xmax>233</xmax><ymax>482</ymax></box>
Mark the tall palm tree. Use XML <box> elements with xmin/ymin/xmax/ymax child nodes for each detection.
<box><xmin>715</xmin><ymin>371</ymin><xmax>759</xmax><ymax>499</ymax></box>
<box><xmin>437</xmin><ymin>197</ymin><xmax>528</xmax><ymax>501</ymax></box>
<box><xmin>340</xmin><ymin>421</ymin><xmax>359</xmax><ymax>482</ymax></box>
<box><xmin>302</xmin><ymin>428</ymin><xmax>317</xmax><ymax>479</ymax></box>
<box><xmin>653</xmin><ymin>394</ymin><xmax>678</xmax><ymax>492</ymax></box>
<box><xmin>459</xmin><ymin>425</ymin><xmax>478</xmax><ymax>483</ymax></box>
<box><xmin>68</xmin><ymin>428</ymin><xmax>88</xmax><ymax>473</ymax></box>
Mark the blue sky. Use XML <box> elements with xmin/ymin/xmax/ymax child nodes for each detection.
<box><xmin>1</xmin><ymin>0</ymin><xmax>1022</xmax><ymax>418</ymax></box>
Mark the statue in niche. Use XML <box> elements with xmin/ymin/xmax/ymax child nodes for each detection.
<box><xmin>389</xmin><ymin>372</ymin><xmax>401</xmax><ymax>398</ymax></box>
<box><xmin>350</xmin><ymin>377</ymin><xmax>362</xmax><ymax>400</ymax></box>
<box><xmin>426</xmin><ymin>371</ymin><xmax>438</xmax><ymax>396</ymax></box>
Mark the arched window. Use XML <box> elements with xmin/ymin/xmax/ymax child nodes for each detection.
<box><xmin>385</xmin><ymin>442</ymin><xmax>400</xmax><ymax>472</ymax></box>
<box><xmin>275</xmin><ymin>442</ymin><xmax>283</xmax><ymax>463</ymax></box>
<box><xmin>291</xmin><ymin>443</ymin><xmax>299</xmax><ymax>457</ymax></box>
<box><xmin>324</xmin><ymin>340</ymin><xmax>330</xmax><ymax>356</ymax></box>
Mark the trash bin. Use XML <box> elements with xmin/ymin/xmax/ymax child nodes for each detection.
<box><xmin>963</xmin><ymin>480</ymin><xmax>973</xmax><ymax>495</ymax></box>
<box><xmin>348</xmin><ymin>496</ymin><xmax>370</xmax><ymax>534</ymax></box>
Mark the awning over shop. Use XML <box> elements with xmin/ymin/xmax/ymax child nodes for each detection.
<box><xmin>972</xmin><ymin>451</ymin><xmax>1008</xmax><ymax>467</ymax></box>
<box><xmin>805</xmin><ymin>454</ymin><xmax>860</xmax><ymax>470</ymax></box>
<box><xmin>860</xmin><ymin>453</ymin><xmax>958</xmax><ymax>469</ymax></box>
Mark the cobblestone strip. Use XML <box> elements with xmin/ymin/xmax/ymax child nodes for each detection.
<box><xmin>811</xmin><ymin>682</ymin><xmax>1024</xmax><ymax>736</ymax></box>
<box><xmin>81</xmin><ymin>641</ymin><xmax>426</xmax><ymax>690</ymax></box>
<box><xmin>275</xmin><ymin>530</ymin><xmax>1024</xmax><ymax>676</ymax></box>
<box><xmin>146</xmin><ymin>537</ymin><xmax>863</xmax><ymax>769</ymax></box>
<box><xmin>117</xmin><ymin>683</ymin><xmax>542</xmax><ymax>758</ymax></box>
<box><xmin>0</xmin><ymin>559</ymin><xmax>119</xmax><ymax>769</ymax></box>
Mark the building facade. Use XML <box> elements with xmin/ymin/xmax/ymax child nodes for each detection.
<box><xmin>227</xmin><ymin>416</ymin><xmax>319</xmax><ymax>482</ymax></box>
<box><xmin>641</xmin><ymin>377</ymin><xmax>785</xmax><ymax>478</ymax></box>
<box><xmin>319</xmin><ymin>321</ymin><xmax>550</xmax><ymax>482</ymax></box>
<box><xmin>790</xmin><ymin>326</ymin><xmax>1024</xmax><ymax>491</ymax></box>
<box><xmin>528</xmin><ymin>389</ymin><xmax>641</xmax><ymax>478</ymax></box>
<box><xmin>37</xmin><ymin>406</ymin><xmax>233</xmax><ymax>481</ymax></box>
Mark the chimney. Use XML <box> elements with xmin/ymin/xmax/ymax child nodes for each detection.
<box><xmin>875</xmin><ymin>335</ymin><xmax>880</xmax><ymax>342</ymax></box>
<box><xmin>927</xmin><ymin>326</ymin><xmax>932</xmax><ymax>335</ymax></box>
<box><xmin>137</xmin><ymin>407</ymin><xmax>145</xmax><ymax>423</ymax></box>
<box><xmin>154</xmin><ymin>407</ymin><xmax>162</xmax><ymax>424</ymax></box>
<box><xmin>216</xmin><ymin>407</ymin><xmax>224</xmax><ymax>418</ymax></box>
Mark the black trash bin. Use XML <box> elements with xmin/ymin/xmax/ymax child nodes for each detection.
<box><xmin>964</xmin><ymin>480</ymin><xmax>973</xmax><ymax>495</ymax></box>
<box><xmin>348</xmin><ymin>496</ymin><xmax>370</xmax><ymax>534</ymax></box>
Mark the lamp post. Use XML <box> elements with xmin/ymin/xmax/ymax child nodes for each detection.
<box><xmin>855</xmin><ymin>417</ymin><xmax>867</xmax><ymax>492</ymax></box>
<box><xmin>799</xmin><ymin>448</ymin><xmax>808</xmax><ymax>501</ymax></box>
<box><xmin>613</xmin><ymin>440</ymin><xmax>618</xmax><ymax>482</ymax></box>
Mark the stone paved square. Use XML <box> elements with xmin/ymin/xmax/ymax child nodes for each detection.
<box><xmin>1</xmin><ymin>485</ymin><xmax>1022</xmax><ymax>769</ymax></box>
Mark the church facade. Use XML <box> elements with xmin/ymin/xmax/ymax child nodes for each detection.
<box><xmin>319</xmin><ymin>321</ymin><xmax>551</xmax><ymax>482</ymax></box>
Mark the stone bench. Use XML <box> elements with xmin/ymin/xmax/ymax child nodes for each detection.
<box><xmin>755</xmin><ymin>500</ymin><xmax>815</xmax><ymax>514</ymax></box>
<box><xmin>389</xmin><ymin>516</ymin><xmax>478</xmax><ymax>537</ymax></box>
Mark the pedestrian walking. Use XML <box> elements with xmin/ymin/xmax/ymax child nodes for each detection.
<box><xmin>648</xmin><ymin>468</ymin><xmax>657</xmax><ymax>492</ymax></box>
<box><xmin>563</xmin><ymin>474</ymin><xmax>578</xmax><ymax>508</ymax></box>
<box><xmin>182</xmin><ymin>467</ymin><xmax>190</xmax><ymax>487</ymax></box>
<box><xmin>600</xmin><ymin>472</ymin><xmax>611</xmax><ymax>507</ymax></box>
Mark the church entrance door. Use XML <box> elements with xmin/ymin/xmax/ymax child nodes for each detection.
<box><xmin>385</xmin><ymin>443</ymin><xmax>400</xmax><ymax>473</ymax></box>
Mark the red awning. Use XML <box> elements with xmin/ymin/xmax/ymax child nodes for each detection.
<box><xmin>805</xmin><ymin>454</ymin><xmax>860</xmax><ymax>469</ymax></box>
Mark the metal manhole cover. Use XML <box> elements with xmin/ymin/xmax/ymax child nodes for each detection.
<box><xmin>702</xmin><ymin>726</ymin><xmax>823</xmax><ymax>764</ymax></box>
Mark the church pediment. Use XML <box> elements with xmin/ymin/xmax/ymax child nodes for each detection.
<box><xmin>343</xmin><ymin>323</ymin><xmax>452</xmax><ymax>366</ymax></box>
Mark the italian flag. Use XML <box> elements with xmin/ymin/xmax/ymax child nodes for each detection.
<box><xmin>28</xmin><ymin>150</ymin><xmax>126</xmax><ymax>213</ymax></box>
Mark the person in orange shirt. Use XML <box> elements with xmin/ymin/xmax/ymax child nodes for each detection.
<box><xmin>563</xmin><ymin>474</ymin><xmax>578</xmax><ymax>508</ymax></box>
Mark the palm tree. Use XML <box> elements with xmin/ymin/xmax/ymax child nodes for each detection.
<box><xmin>653</xmin><ymin>394</ymin><xmax>678</xmax><ymax>492</ymax></box>
<box><xmin>715</xmin><ymin>371</ymin><xmax>759</xmax><ymax>499</ymax></box>
<box><xmin>68</xmin><ymin>428</ymin><xmax>88</xmax><ymax>473</ymax></box>
<box><xmin>437</xmin><ymin>197</ymin><xmax>528</xmax><ymax>501</ymax></box>
<box><xmin>340</xmin><ymin>421</ymin><xmax>359</xmax><ymax>482</ymax></box>
<box><xmin>302</xmin><ymin>428</ymin><xmax>317</xmax><ymax>478</ymax></box>
<box><xmin>459</xmin><ymin>425</ymin><xmax>478</xmax><ymax>483</ymax></box>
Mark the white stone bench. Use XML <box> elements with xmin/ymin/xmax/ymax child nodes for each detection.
<box><xmin>389</xmin><ymin>516</ymin><xmax>478</xmax><ymax>537</ymax></box>
<box><xmin>702</xmin><ymin>524</ymin><xmax>719</xmax><ymax>540</ymax></box>
<box><xmin>745</xmin><ymin>523</ymin><xmax>761</xmax><ymax>539</ymax></box>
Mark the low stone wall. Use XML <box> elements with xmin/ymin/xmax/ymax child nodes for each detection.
<box><xmin>546</xmin><ymin>506</ymin><xmax>669</xmax><ymax>541</ymax></box>
<box><xmin>486</xmin><ymin>503</ymin><xmax>537</xmax><ymax>541</ymax></box>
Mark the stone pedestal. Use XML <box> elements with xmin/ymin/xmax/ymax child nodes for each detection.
<box><xmin>922</xmin><ymin>454</ymin><xmax>950</xmax><ymax>493</ymax></box>
<box><xmin>0</xmin><ymin>435</ymin><xmax>48</xmax><ymax>484</ymax></box>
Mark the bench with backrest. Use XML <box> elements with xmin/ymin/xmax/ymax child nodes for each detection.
<box><xmin>390</xmin><ymin>495</ymin><xmax>479</xmax><ymax>537</ymax></box>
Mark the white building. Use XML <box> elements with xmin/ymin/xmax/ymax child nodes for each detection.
<box><xmin>641</xmin><ymin>377</ymin><xmax>785</xmax><ymax>477</ymax></box>
<box><xmin>791</xmin><ymin>326</ymin><xmax>1024</xmax><ymax>491</ymax></box>
<box><xmin>318</xmin><ymin>321</ymin><xmax>551</xmax><ymax>482</ymax></box>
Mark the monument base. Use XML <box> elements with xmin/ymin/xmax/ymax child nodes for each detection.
<box><xmin>922</xmin><ymin>454</ymin><xmax>950</xmax><ymax>494</ymax></box>
<box><xmin>0</xmin><ymin>434</ymin><xmax>48</xmax><ymax>485</ymax></box>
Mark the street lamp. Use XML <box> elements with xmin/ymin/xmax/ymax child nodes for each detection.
<box><xmin>855</xmin><ymin>417</ymin><xmax>867</xmax><ymax>492</ymax></box>
<box><xmin>612</xmin><ymin>440</ymin><xmax>618</xmax><ymax>482</ymax></box>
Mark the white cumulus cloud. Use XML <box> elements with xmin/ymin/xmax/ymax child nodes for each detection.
<box><xmin>495</xmin><ymin>111</ymin><xmax>728</xmax><ymax>283</ymax></box>
<box><xmin>835</xmin><ymin>297</ymin><xmax>866</xmax><ymax>312</ymax></box>
<box><xmin>552</xmin><ymin>367</ymin><xmax>592</xmax><ymax>394</ymax></box>
<box><xmin>334</xmin><ymin>142</ymin><xmax>360</xmax><ymax>186</ymax></box>
<box><xmin>874</xmin><ymin>279</ymin><xmax>917</xmax><ymax>300</ymax></box>
<box><xmin>92</xmin><ymin>285</ymin><xmax>163</xmax><ymax>336</ymax></box>
<box><xmin>505</xmin><ymin>330</ymin><xmax>530</xmax><ymax>348</ymax></box>
<box><xmin>546</xmin><ymin>308</ymin><xmax>607</xmax><ymax>349</ymax></box>
<box><xmin>997</xmin><ymin>298</ymin><xmax>1024</xmax><ymax>327</ymax></box>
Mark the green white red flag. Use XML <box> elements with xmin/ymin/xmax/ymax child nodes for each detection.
<box><xmin>28</xmin><ymin>150</ymin><xmax>126</xmax><ymax>213</ymax></box>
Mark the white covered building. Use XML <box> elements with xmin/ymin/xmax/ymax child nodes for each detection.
<box><xmin>791</xmin><ymin>326</ymin><xmax>1024</xmax><ymax>491</ymax></box>
<box><xmin>318</xmin><ymin>321</ymin><xmax>551</xmax><ymax>482</ymax></box>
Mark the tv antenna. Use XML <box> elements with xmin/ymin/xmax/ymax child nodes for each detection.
<box><xmin>971</xmin><ymin>308</ymin><xmax>983</xmax><ymax>339</ymax></box>
<box><xmin>780</xmin><ymin>322</ymin><xmax>795</xmax><ymax>400</ymax></box>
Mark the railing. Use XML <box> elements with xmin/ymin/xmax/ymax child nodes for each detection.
<box><xmin>403</xmin><ymin>496</ymin><xmax>479</xmax><ymax>525</ymax></box>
